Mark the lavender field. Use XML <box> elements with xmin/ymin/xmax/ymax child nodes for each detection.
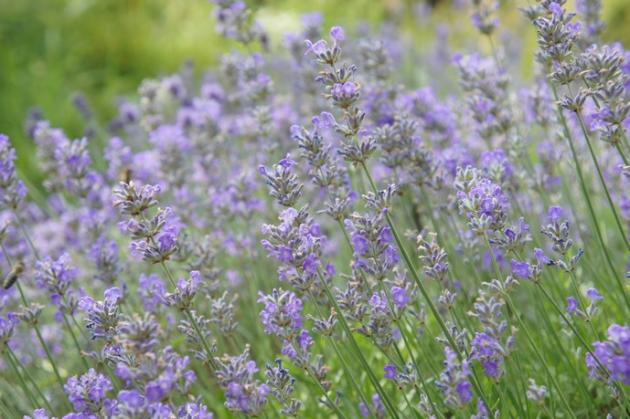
<box><xmin>1</xmin><ymin>0</ymin><xmax>629</xmax><ymax>417</ymax></box>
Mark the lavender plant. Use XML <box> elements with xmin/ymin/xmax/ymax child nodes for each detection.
<box><xmin>1</xmin><ymin>0</ymin><xmax>630</xmax><ymax>418</ymax></box>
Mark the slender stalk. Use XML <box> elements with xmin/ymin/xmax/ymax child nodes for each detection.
<box><xmin>534</xmin><ymin>280</ymin><xmax>627</xmax><ymax>403</ymax></box>
<box><xmin>530</xmin><ymin>284</ymin><xmax>598</xmax><ymax>416</ymax></box>
<box><xmin>159</xmin><ymin>260</ymin><xmax>218</xmax><ymax>370</ymax></box>
<box><xmin>317</xmin><ymin>270</ymin><xmax>401</xmax><ymax>419</ymax></box>
<box><xmin>15</xmin><ymin>216</ymin><xmax>40</xmax><ymax>261</ymax></box>
<box><xmin>379</xmin><ymin>282</ymin><xmax>441</xmax><ymax>418</ymax></box>
<box><xmin>358</xmin><ymin>161</ymin><xmax>494</xmax><ymax>412</ymax></box>
<box><xmin>480</xmin><ymin>236</ymin><xmax>532</xmax><ymax>412</ymax></box>
<box><xmin>303</xmin><ymin>366</ymin><xmax>348</xmax><ymax>419</ymax></box>
<box><xmin>572</xmin><ymin>103</ymin><xmax>630</xmax><ymax>251</ymax></box>
<box><xmin>7</xmin><ymin>347</ymin><xmax>55</xmax><ymax>414</ymax></box>
<box><xmin>60</xmin><ymin>310</ymin><xmax>90</xmax><ymax>370</ymax></box>
<box><xmin>0</xmin><ymin>397</ymin><xmax>17</xmax><ymax>419</ymax></box>
<box><xmin>502</xmin><ymin>294</ymin><xmax>577</xmax><ymax>419</ymax></box>
<box><xmin>3</xmin><ymin>349</ymin><xmax>39</xmax><ymax>409</ymax></box>
<box><xmin>566</xmin><ymin>271</ymin><xmax>600</xmax><ymax>340</ymax></box>
<box><xmin>337</xmin><ymin>219</ymin><xmax>441</xmax><ymax>416</ymax></box>
<box><xmin>12</xmin><ymin>215</ymin><xmax>95</xmax><ymax>372</ymax></box>
<box><xmin>306</xmin><ymin>289</ymin><xmax>373</xmax><ymax>417</ymax></box>
<box><xmin>549</xmin><ymin>84</ymin><xmax>630</xmax><ymax>309</ymax></box>
<box><xmin>1</xmin><ymin>243</ymin><xmax>67</xmax><ymax>396</ymax></box>
<box><xmin>614</xmin><ymin>142</ymin><xmax>630</xmax><ymax>165</ymax></box>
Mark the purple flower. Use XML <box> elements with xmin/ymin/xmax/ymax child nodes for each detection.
<box><xmin>215</xmin><ymin>348</ymin><xmax>268</xmax><ymax>415</ymax></box>
<box><xmin>311</xmin><ymin>111</ymin><xmax>335</xmax><ymax>129</ymax></box>
<box><xmin>331</xmin><ymin>82</ymin><xmax>360</xmax><ymax>108</ymax></box>
<box><xmin>0</xmin><ymin>134</ymin><xmax>27</xmax><ymax>210</ymax></box>
<box><xmin>330</xmin><ymin>26</ymin><xmax>345</xmax><ymax>42</ymax></box>
<box><xmin>25</xmin><ymin>409</ymin><xmax>50</xmax><ymax>419</ymax></box>
<box><xmin>302</xmin><ymin>254</ymin><xmax>319</xmax><ymax>274</ymax></box>
<box><xmin>351</xmin><ymin>233</ymin><xmax>370</xmax><ymax>255</ymax></box>
<box><xmin>391</xmin><ymin>286</ymin><xmax>410</xmax><ymax>309</ymax></box>
<box><xmin>384</xmin><ymin>364</ymin><xmax>397</xmax><ymax>380</ymax></box>
<box><xmin>566</xmin><ymin>297</ymin><xmax>578</xmax><ymax>314</ymax></box>
<box><xmin>304</xmin><ymin>39</ymin><xmax>327</xmax><ymax>56</ymax></box>
<box><xmin>298</xmin><ymin>330</ymin><xmax>313</xmax><ymax>350</ymax></box>
<box><xmin>177</xmin><ymin>402</ymin><xmax>214</xmax><ymax>419</ymax></box>
<box><xmin>533</xmin><ymin>248</ymin><xmax>550</xmax><ymax>265</ymax></box>
<box><xmin>259</xmin><ymin>157</ymin><xmax>304</xmax><ymax>207</ymax></box>
<box><xmin>0</xmin><ymin>314</ymin><xmax>17</xmax><ymax>347</ymax></box>
<box><xmin>117</xmin><ymin>390</ymin><xmax>146</xmax><ymax>411</ymax></box>
<box><xmin>548</xmin><ymin>206</ymin><xmax>565</xmax><ymax>223</ymax></box>
<box><xmin>138</xmin><ymin>273</ymin><xmax>166</xmax><ymax>312</ymax></box>
<box><xmin>456</xmin><ymin>381</ymin><xmax>473</xmax><ymax>404</ymax></box>
<box><xmin>369</xmin><ymin>292</ymin><xmax>388</xmax><ymax>314</ymax></box>
<box><xmin>88</xmin><ymin>237</ymin><xmax>121</xmax><ymax>284</ymax></box>
<box><xmin>437</xmin><ymin>346</ymin><xmax>472</xmax><ymax>408</ymax></box>
<box><xmin>163</xmin><ymin>271</ymin><xmax>203</xmax><ymax>310</ymax></box>
<box><xmin>455</xmin><ymin>168</ymin><xmax>509</xmax><ymax>234</ymax></box>
<box><xmin>586</xmin><ymin>288</ymin><xmax>603</xmax><ymax>303</ymax></box>
<box><xmin>358</xmin><ymin>400</ymin><xmax>369</xmax><ymax>417</ymax></box>
<box><xmin>471</xmin><ymin>332</ymin><xmax>505</xmax><ymax>379</ymax></box>
<box><xmin>258</xmin><ymin>289</ymin><xmax>303</xmax><ymax>337</ymax></box>
<box><xmin>35</xmin><ymin>253</ymin><xmax>78</xmax><ymax>297</ymax></box>
<box><xmin>586</xmin><ymin>324</ymin><xmax>630</xmax><ymax>385</ymax></box>
<box><xmin>278</xmin><ymin>154</ymin><xmax>295</xmax><ymax>169</ymax></box>
<box><xmin>64</xmin><ymin>369</ymin><xmax>113</xmax><ymax>414</ymax></box>
<box><xmin>511</xmin><ymin>259</ymin><xmax>532</xmax><ymax>280</ymax></box>
<box><xmin>359</xmin><ymin>393</ymin><xmax>384</xmax><ymax>418</ymax></box>
<box><xmin>78</xmin><ymin>287</ymin><xmax>122</xmax><ymax>341</ymax></box>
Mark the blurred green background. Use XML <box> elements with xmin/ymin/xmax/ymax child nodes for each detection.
<box><xmin>1</xmin><ymin>0</ymin><xmax>629</xmax><ymax>179</ymax></box>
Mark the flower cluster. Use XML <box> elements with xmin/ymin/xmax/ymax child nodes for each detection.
<box><xmin>586</xmin><ymin>324</ymin><xmax>630</xmax><ymax>386</ymax></box>
<box><xmin>455</xmin><ymin>166</ymin><xmax>510</xmax><ymax>235</ymax></box>
<box><xmin>468</xmin><ymin>283</ymin><xmax>515</xmax><ymax>379</ymax></box>
<box><xmin>113</xmin><ymin>181</ymin><xmax>179</xmax><ymax>263</ymax></box>
<box><xmin>0</xmin><ymin>135</ymin><xmax>27</xmax><ymax>210</ymax></box>
<box><xmin>436</xmin><ymin>347</ymin><xmax>473</xmax><ymax>409</ymax></box>
<box><xmin>215</xmin><ymin>347</ymin><xmax>269</xmax><ymax>416</ymax></box>
<box><xmin>64</xmin><ymin>369</ymin><xmax>115</xmax><ymax>416</ymax></box>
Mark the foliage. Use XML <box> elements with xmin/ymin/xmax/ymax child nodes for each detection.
<box><xmin>0</xmin><ymin>0</ymin><xmax>629</xmax><ymax>418</ymax></box>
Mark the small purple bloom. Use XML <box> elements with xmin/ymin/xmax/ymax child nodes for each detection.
<box><xmin>586</xmin><ymin>288</ymin><xmax>603</xmax><ymax>303</ymax></box>
<box><xmin>511</xmin><ymin>259</ymin><xmax>532</xmax><ymax>280</ymax></box>
<box><xmin>548</xmin><ymin>206</ymin><xmax>565</xmax><ymax>223</ymax></box>
<box><xmin>391</xmin><ymin>286</ymin><xmax>410</xmax><ymax>309</ymax></box>
<box><xmin>330</xmin><ymin>26</ymin><xmax>345</xmax><ymax>43</ymax></box>
<box><xmin>384</xmin><ymin>364</ymin><xmax>397</xmax><ymax>380</ymax></box>
<box><xmin>351</xmin><ymin>233</ymin><xmax>370</xmax><ymax>255</ymax></box>
<box><xmin>566</xmin><ymin>297</ymin><xmax>578</xmax><ymax>314</ymax></box>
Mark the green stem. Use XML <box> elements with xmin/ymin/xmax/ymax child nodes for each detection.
<box><xmin>359</xmin><ymin>161</ymin><xmax>494</xmax><ymax>412</ymax></box>
<box><xmin>7</xmin><ymin>347</ymin><xmax>55</xmax><ymax>414</ymax></box>
<box><xmin>15</xmin><ymin>216</ymin><xmax>40</xmax><ymax>260</ymax></box>
<box><xmin>3</xmin><ymin>349</ymin><xmax>38</xmax><ymax>409</ymax></box>
<box><xmin>380</xmin><ymin>282</ymin><xmax>441</xmax><ymax>418</ymax></box>
<box><xmin>304</xmin><ymin>365</ymin><xmax>348</xmax><ymax>419</ymax></box>
<box><xmin>61</xmin><ymin>309</ymin><xmax>90</xmax><ymax>370</ymax></box>
<box><xmin>572</xmin><ymin>106</ymin><xmax>630</xmax><ymax>251</ymax></box>
<box><xmin>502</xmin><ymin>294</ymin><xmax>577</xmax><ymax>419</ymax></box>
<box><xmin>614</xmin><ymin>141</ymin><xmax>630</xmax><ymax>165</ymax></box>
<box><xmin>159</xmin><ymin>261</ymin><xmax>218</xmax><ymax>370</ymax></box>
<box><xmin>549</xmin><ymin>84</ymin><xmax>629</xmax><ymax>309</ymax></box>
<box><xmin>567</xmin><ymin>271</ymin><xmax>600</xmax><ymax>340</ymax></box>
<box><xmin>0</xmin><ymin>244</ymin><xmax>67</xmax><ymax>398</ymax></box>
<box><xmin>531</xmin><ymin>284</ymin><xmax>597</xmax><ymax>416</ymax></box>
<box><xmin>338</xmin><ymin>219</ymin><xmax>440</xmax><ymax>416</ymax></box>
<box><xmin>318</xmin><ymin>271</ymin><xmax>401</xmax><ymax>419</ymax></box>
<box><xmin>307</xmin><ymin>289</ymin><xmax>374</xmax><ymax>417</ymax></box>
<box><xmin>534</xmin><ymin>281</ymin><xmax>626</xmax><ymax>403</ymax></box>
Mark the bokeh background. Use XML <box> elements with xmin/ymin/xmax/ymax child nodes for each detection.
<box><xmin>1</xmin><ymin>0</ymin><xmax>629</xmax><ymax>180</ymax></box>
